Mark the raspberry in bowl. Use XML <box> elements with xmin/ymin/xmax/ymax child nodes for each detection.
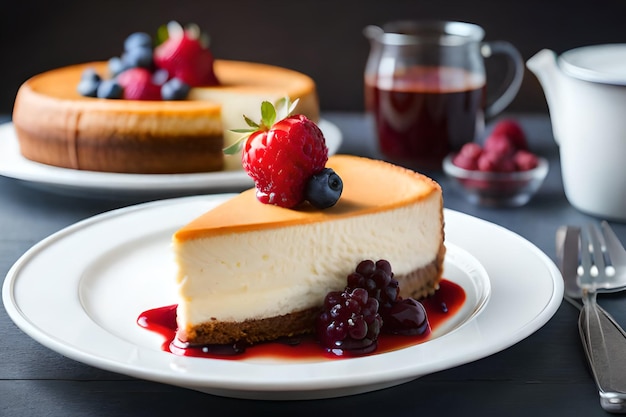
<box><xmin>443</xmin><ymin>119</ymin><xmax>549</xmax><ymax>207</ymax></box>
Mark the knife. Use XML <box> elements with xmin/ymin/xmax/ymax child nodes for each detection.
<box><xmin>556</xmin><ymin>225</ymin><xmax>626</xmax><ymax>413</ymax></box>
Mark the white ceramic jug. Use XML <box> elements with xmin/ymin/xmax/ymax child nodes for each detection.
<box><xmin>527</xmin><ymin>45</ymin><xmax>626</xmax><ymax>221</ymax></box>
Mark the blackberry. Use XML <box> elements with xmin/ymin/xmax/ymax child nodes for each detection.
<box><xmin>347</xmin><ymin>259</ymin><xmax>429</xmax><ymax>336</ymax></box>
<box><xmin>316</xmin><ymin>288</ymin><xmax>382</xmax><ymax>355</ymax></box>
<box><xmin>383</xmin><ymin>298</ymin><xmax>429</xmax><ymax>336</ymax></box>
<box><xmin>347</xmin><ymin>259</ymin><xmax>399</xmax><ymax>309</ymax></box>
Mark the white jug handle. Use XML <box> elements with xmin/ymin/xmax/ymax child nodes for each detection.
<box><xmin>481</xmin><ymin>41</ymin><xmax>524</xmax><ymax>118</ymax></box>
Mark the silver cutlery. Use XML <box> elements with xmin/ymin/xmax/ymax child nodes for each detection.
<box><xmin>556</xmin><ymin>222</ymin><xmax>626</xmax><ymax>413</ymax></box>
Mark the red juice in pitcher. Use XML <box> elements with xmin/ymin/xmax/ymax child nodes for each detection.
<box><xmin>365</xmin><ymin>66</ymin><xmax>486</xmax><ymax>171</ymax></box>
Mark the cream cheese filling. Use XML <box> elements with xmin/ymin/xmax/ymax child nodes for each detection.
<box><xmin>175</xmin><ymin>195</ymin><xmax>442</xmax><ymax>326</ymax></box>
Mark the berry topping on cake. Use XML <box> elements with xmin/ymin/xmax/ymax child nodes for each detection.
<box><xmin>109</xmin><ymin>31</ymin><xmax>155</xmax><ymax>76</ymax></box>
<box><xmin>346</xmin><ymin>260</ymin><xmax>429</xmax><ymax>336</ymax></box>
<box><xmin>161</xmin><ymin>77</ymin><xmax>191</xmax><ymax>100</ymax></box>
<box><xmin>117</xmin><ymin>68</ymin><xmax>162</xmax><ymax>100</ymax></box>
<box><xmin>227</xmin><ymin>99</ymin><xmax>340</xmax><ymax>209</ymax></box>
<box><xmin>77</xmin><ymin>22</ymin><xmax>218</xmax><ymax>101</ymax></box>
<box><xmin>382</xmin><ymin>298</ymin><xmax>429</xmax><ymax>336</ymax></box>
<box><xmin>316</xmin><ymin>259</ymin><xmax>430</xmax><ymax>356</ymax></box>
<box><xmin>154</xmin><ymin>21</ymin><xmax>219</xmax><ymax>87</ymax></box>
<box><xmin>316</xmin><ymin>288</ymin><xmax>383</xmax><ymax>355</ymax></box>
<box><xmin>77</xmin><ymin>68</ymin><xmax>102</xmax><ymax>97</ymax></box>
<box><xmin>304</xmin><ymin>168</ymin><xmax>343</xmax><ymax>209</ymax></box>
<box><xmin>122</xmin><ymin>34</ymin><xmax>154</xmax><ymax>70</ymax></box>
<box><xmin>96</xmin><ymin>79</ymin><xmax>123</xmax><ymax>99</ymax></box>
<box><xmin>123</xmin><ymin>32</ymin><xmax>152</xmax><ymax>54</ymax></box>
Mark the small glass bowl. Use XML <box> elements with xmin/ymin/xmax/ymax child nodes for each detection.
<box><xmin>442</xmin><ymin>154</ymin><xmax>549</xmax><ymax>207</ymax></box>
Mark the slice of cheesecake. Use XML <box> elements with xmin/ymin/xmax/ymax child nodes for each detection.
<box><xmin>173</xmin><ymin>155</ymin><xmax>445</xmax><ymax>345</ymax></box>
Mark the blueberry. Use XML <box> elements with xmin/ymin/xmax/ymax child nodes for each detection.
<box><xmin>152</xmin><ymin>68</ymin><xmax>170</xmax><ymax>86</ymax></box>
<box><xmin>77</xmin><ymin>68</ymin><xmax>101</xmax><ymax>97</ymax></box>
<box><xmin>161</xmin><ymin>77</ymin><xmax>190</xmax><ymax>100</ymax></box>
<box><xmin>122</xmin><ymin>46</ymin><xmax>153</xmax><ymax>69</ymax></box>
<box><xmin>124</xmin><ymin>32</ymin><xmax>152</xmax><ymax>51</ymax></box>
<box><xmin>305</xmin><ymin>168</ymin><xmax>343</xmax><ymax>209</ymax></box>
<box><xmin>96</xmin><ymin>79</ymin><xmax>123</xmax><ymax>99</ymax></box>
<box><xmin>108</xmin><ymin>56</ymin><xmax>128</xmax><ymax>77</ymax></box>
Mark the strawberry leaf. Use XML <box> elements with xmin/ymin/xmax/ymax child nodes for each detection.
<box><xmin>223</xmin><ymin>133</ymin><xmax>252</xmax><ymax>155</ymax></box>
<box><xmin>288</xmin><ymin>97</ymin><xmax>299</xmax><ymax>114</ymax></box>
<box><xmin>243</xmin><ymin>115</ymin><xmax>259</xmax><ymax>129</ymax></box>
<box><xmin>156</xmin><ymin>24</ymin><xmax>170</xmax><ymax>45</ymax></box>
<box><xmin>226</xmin><ymin>97</ymin><xmax>301</xmax><ymax>156</ymax></box>
<box><xmin>274</xmin><ymin>97</ymin><xmax>299</xmax><ymax>120</ymax></box>
<box><xmin>186</xmin><ymin>23</ymin><xmax>201</xmax><ymax>40</ymax></box>
<box><xmin>260</xmin><ymin>101</ymin><xmax>276</xmax><ymax>128</ymax></box>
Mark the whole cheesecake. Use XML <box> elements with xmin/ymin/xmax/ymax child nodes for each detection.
<box><xmin>173</xmin><ymin>155</ymin><xmax>445</xmax><ymax>346</ymax></box>
<box><xmin>11</xmin><ymin>60</ymin><xmax>319</xmax><ymax>174</ymax></box>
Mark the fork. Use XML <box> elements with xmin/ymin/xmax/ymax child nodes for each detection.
<box><xmin>560</xmin><ymin>222</ymin><xmax>626</xmax><ymax>413</ymax></box>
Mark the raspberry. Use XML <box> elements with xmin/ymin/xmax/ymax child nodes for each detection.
<box><xmin>491</xmin><ymin>119</ymin><xmax>528</xmax><ymax>150</ymax></box>
<box><xmin>452</xmin><ymin>154</ymin><xmax>479</xmax><ymax>170</ymax></box>
<box><xmin>116</xmin><ymin>68</ymin><xmax>162</xmax><ymax>100</ymax></box>
<box><xmin>231</xmin><ymin>100</ymin><xmax>329</xmax><ymax>208</ymax></box>
<box><xmin>513</xmin><ymin>149</ymin><xmax>539</xmax><ymax>171</ymax></box>
<box><xmin>483</xmin><ymin>134</ymin><xmax>515</xmax><ymax>157</ymax></box>
<box><xmin>316</xmin><ymin>288</ymin><xmax>382</xmax><ymax>355</ymax></box>
<box><xmin>458</xmin><ymin>142</ymin><xmax>483</xmax><ymax>160</ymax></box>
<box><xmin>452</xmin><ymin>143</ymin><xmax>482</xmax><ymax>170</ymax></box>
<box><xmin>477</xmin><ymin>151</ymin><xmax>516</xmax><ymax>172</ymax></box>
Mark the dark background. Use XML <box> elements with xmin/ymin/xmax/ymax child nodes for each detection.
<box><xmin>2</xmin><ymin>0</ymin><xmax>625</xmax><ymax>116</ymax></box>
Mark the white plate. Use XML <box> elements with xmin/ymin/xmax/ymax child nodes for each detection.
<box><xmin>0</xmin><ymin>120</ymin><xmax>342</xmax><ymax>199</ymax></box>
<box><xmin>2</xmin><ymin>196</ymin><xmax>563</xmax><ymax>400</ymax></box>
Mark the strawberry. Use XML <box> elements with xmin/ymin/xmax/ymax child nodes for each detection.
<box><xmin>226</xmin><ymin>99</ymin><xmax>330</xmax><ymax>208</ymax></box>
<box><xmin>116</xmin><ymin>68</ymin><xmax>162</xmax><ymax>100</ymax></box>
<box><xmin>153</xmin><ymin>21</ymin><xmax>219</xmax><ymax>87</ymax></box>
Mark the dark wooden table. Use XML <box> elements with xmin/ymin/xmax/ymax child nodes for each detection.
<box><xmin>2</xmin><ymin>112</ymin><xmax>625</xmax><ymax>416</ymax></box>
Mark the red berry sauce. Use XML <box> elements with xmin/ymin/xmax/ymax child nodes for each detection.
<box><xmin>137</xmin><ymin>279</ymin><xmax>465</xmax><ymax>361</ymax></box>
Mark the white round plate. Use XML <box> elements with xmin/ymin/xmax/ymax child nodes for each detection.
<box><xmin>2</xmin><ymin>195</ymin><xmax>563</xmax><ymax>400</ymax></box>
<box><xmin>0</xmin><ymin>120</ymin><xmax>342</xmax><ymax>198</ymax></box>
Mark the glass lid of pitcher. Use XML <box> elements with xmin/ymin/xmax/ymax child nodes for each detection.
<box><xmin>367</xmin><ymin>20</ymin><xmax>485</xmax><ymax>46</ymax></box>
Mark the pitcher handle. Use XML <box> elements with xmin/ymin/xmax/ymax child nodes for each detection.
<box><xmin>482</xmin><ymin>41</ymin><xmax>524</xmax><ymax>118</ymax></box>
